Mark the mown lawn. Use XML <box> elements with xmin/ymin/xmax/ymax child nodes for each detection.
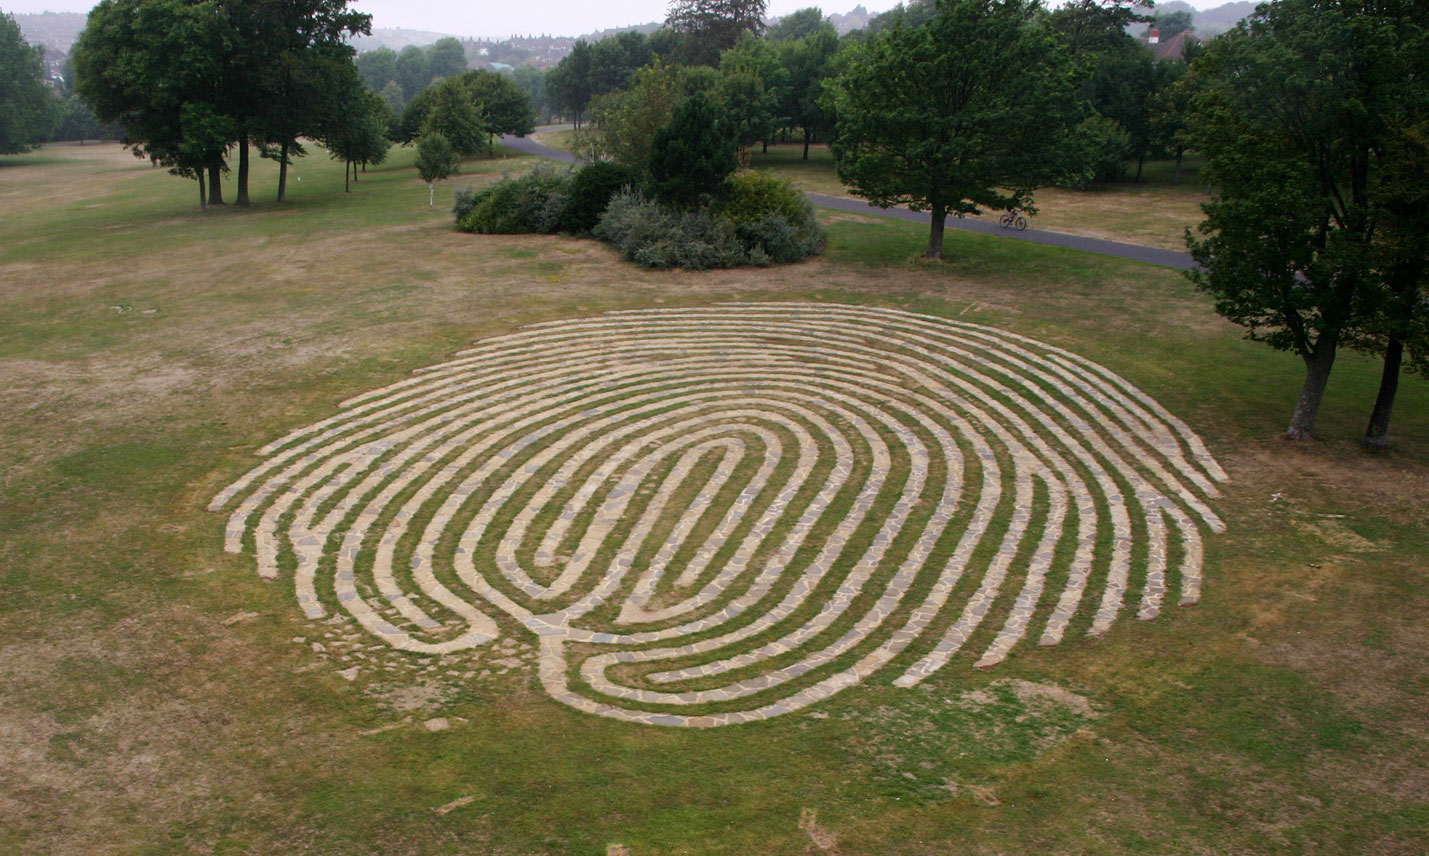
<box><xmin>0</xmin><ymin>142</ymin><xmax>1425</xmax><ymax>856</ymax></box>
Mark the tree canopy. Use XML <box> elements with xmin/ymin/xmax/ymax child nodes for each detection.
<box><xmin>1184</xmin><ymin>0</ymin><xmax>1428</xmax><ymax>442</ymax></box>
<box><xmin>74</xmin><ymin>0</ymin><xmax>370</xmax><ymax>206</ymax></box>
<box><xmin>666</xmin><ymin>0</ymin><xmax>768</xmax><ymax>66</ymax></box>
<box><xmin>828</xmin><ymin>0</ymin><xmax>1084</xmax><ymax>258</ymax></box>
<box><xmin>0</xmin><ymin>11</ymin><xmax>60</xmax><ymax>154</ymax></box>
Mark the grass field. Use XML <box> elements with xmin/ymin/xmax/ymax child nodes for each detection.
<box><xmin>1</xmin><ymin>141</ymin><xmax>1426</xmax><ymax>856</ymax></box>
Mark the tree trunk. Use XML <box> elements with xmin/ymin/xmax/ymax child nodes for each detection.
<box><xmin>344</xmin><ymin>159</ymin><xmax>351</xmax><ymax>193</ymax></box>
<box><xmin>236</xmin><ymin>134</ymin><xmax>251</xmax><ymax>205</ymax></box>
<box><xmin>1362</xmin><ymin>337</ymin><xmax>1403</xmax><ymax>448</ymax></box>
<box><xmin>1172</xmin><ymin>147</ymin><xmax>1184</xmax><ymax>185</ymax></box>
<box><xmin>926</xmin><ymin>204</ymin><xmax>948</xmax><ymax>259</ymax></box>
<box><xmin>762</xmin><ymin>139</ymin><xmax>768</xmax><ymax>154</ymax></box>
<box><xmin>428</xmin><ymin>182</ymin><xmax>434</xmax><ymax>207</ymax></box>
<box><xmin>276</xmin><ymin>140</ymin><xmax>289</xmax><ymax>203</ymax></box>
<box><xmin>802</xmin><ymin>128</ymin><xmax>811</xmax><ymax>161</ymax></box>
<box><xmin>1285</xmin><ymin>336</ymin><xmax>1338</xmax><ymax>441</ymax></box>
<box><xmin>197</xmin><ymin>171</ymin><xmax>207</xmax><ymax>210</ymax></box>
<box><xmin>207</xmin><ymin>163</ymin><xmax>224</xmax><ymax>204</ymax></box>
<box><xmin>1134</xmin><ymin>152</ymin><xmax>1146</xmax><ymax>183</ymax></box>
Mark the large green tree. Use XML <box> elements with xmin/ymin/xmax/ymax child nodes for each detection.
<box><xmin>74</xmin><ymin>0</ymin><xmax>233</xmax><ymax>204</ymax></box>
<box><xmin>427</xmin><ymin>37</ymin><xmax>467</xmax><ymax>80</ymax></box>
<box><xmin>573</xmin><ymin>58</ymin><xmax>695</xmax><ymax>168</ymax></box>
<box><xmin>665</xmin><ymin>0</ymin><xmax>767</xmax><ymax>66</ymax></box>
<box><xmin>768</xmin><ymin>7</ymin><xmax>834</xmax><ymax>42</ymax></box>
<box><xmin>1186</xmin><ymin>0</ymin><xmax>1427</xmax><ymax>442</ymax></box>
<box><xmin>356</xmin><ymin>46</ymin><xmax>397</xmax><ymax>91</ymax></box>
<box><xmin>546</xmin><ymin>39</ymin><xmax>594</xmax><ymax>127</ymax></box>
<box><xmin>649</xmin><ymin>91</ymin><xmax>738</xmax><ymax>208</ymax></box>
<box><xmin>778</xmin><ymin>25</ymin><xmax>839</xmax><ymax>159</ymax></box>
<box><xmin>0</xmin><ymin>11</ymin><xmax>60</xmax><ymax>154</ymax></box>
<box><xmin>827</xmin><ymin>0</ymin><xmax>1083</xmax><ymax>258</ymax></box>
<box><xmin>717</xmin><ymin>33</ymin><xmax>786</xmax><ymax>157</ymax></box>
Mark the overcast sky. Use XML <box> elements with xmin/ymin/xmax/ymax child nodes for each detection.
<box><xmin>7</xmin><ymin>0</ymin><xmax>1237</xmax><ymax>40</ymax></box>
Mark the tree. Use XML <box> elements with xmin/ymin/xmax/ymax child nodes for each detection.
<box><xmin>778</xmin><ymin>26</ymin><xmax>839</xmax><ymax>159</ymax></box>
<box><xmin>356</xmin><ymin>46</ymin><xmax>397</xmax><ymax>91</ymax></box>
<box><xmin>73</xmin><ymin>0</ymin><xmax>233</xmax><ymax>204</ymax></box>
<box><xmin>546</xmin><ymin>39</ymin><xmax>594</xmax><ymax>127</ymax></box>
<box><xmin>1358</xmin><ymin>119</ymin><xmax>1429</xmax><ymax>445</ymax></box>
<box><xmin>415</xmin><ymin>80</ymin><xmax>486</xmax><ymax>157</ymax></box>
<box><xmin>649</xmin><ymin>91</ymin><xmax>738</xmax><ymax>208</ymax></box>
<box><xmin>1086</xmin><ymin>43</ymin><xmax>1181</xmax><ymax>181</ymax></box>
<box><xmin>1048</xmin><ymin>0</ymin><xmax>1152</xmax><ymax>60</ymax></box>
<box><xmin>1184</xmin><ymin>0</ymin><xmax>1423</xmax><ymax>441</ymax></box>
<box><xmin>665</xmin><ymin>0</ymin><xmax>768</xmax><ymax>66</ymax></box>
<box><xmin>52</xmin><ymin>94</ymin><xmax>113</xmax><ymax>143</ymax></box>
<box><xmin>510</xmin><ymin>65</ymin><xmax>549</xmax><ymax>122</ymax></box>
<box><xmin>455</xmin><ymin>70</ymin><xmax>536</xmax><ymax>153</ymax></box>
<box><xmin>769</xmin><ymin>7</ymin><xmax>835</xmax><ymax>42</ymax></box>
<box><xmin>427</xmin><ymin>37</ymin><xmax>467</xmax><ymax>79</ymax></box>
<box><xmin>414</xmin><ymin>132</ymin><xmax>458</xmax><ymax>206</ymax></box>
<box><xmin>0</xmin><ymin>12</ymin><xmax>60</xmax><ymax>154</ymax></box>
<box><xmin>573</xmin><ymin>58</ymin><xmax>692</xmax><ymax>168</ymax></box>
<box><xmin>396</xmin><ymin>44</ymin><xmax>430</xmax><ymax>98</ymax></box>
<box><xmin>322</xmin><ymin>86</ymin><xmax>390</xmax><ymax>191</ymax></box>
<box><xmin>828</xmin><ymin>0</ymin><xmax>1084</xmax><ymax>259</ymax></box>
<box><xmin>378</xmin><ymin>79</ymin><xmax>405</xmax><ymax>115</ymax></box>
<box><xmin>588</xmin><ymin>31</ymin><xmax>654</xmax><ymax>95</ymax></box>
<box><xmin>718</xmin><ymin>33</ymin><xmax>786</xmax><ymax>157</ymax></box>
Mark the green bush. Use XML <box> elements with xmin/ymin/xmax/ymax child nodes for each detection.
<box><xmin>455</xmin><ymin>165</ymin><xmax>573</xmax><ymax>234</ymax></box>
<box><xmin>717</xmin><ymin>170</ymin><xmax>808</xmax><ymax>226</ymax></box>
<box><xmin>451</xmin><ymin>185</ymin><xmax>479</xmax><ymax>222</ymax></box>
<box><xmin>594</xmin><ymin>189</ymin><xmax>748</xmax><ymax>270</ymax></box>
<box><xmin>559</xmin><ymin>162</ymin><xmax>639</xmax><ymax>235</ymax></box>
<box><xmin>716</xmin><ymin>171</ymin><xmax>825</xmax><ymax>264</ymax></box>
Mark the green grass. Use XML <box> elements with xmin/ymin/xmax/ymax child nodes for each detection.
<box><xmin>1</xmin><ymin>141</ymin><xmax>1426</xmax><ymax>855</ymax></box>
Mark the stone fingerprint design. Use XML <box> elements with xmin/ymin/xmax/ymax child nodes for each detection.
<box><xmin>211</xmin><ymin>303</ymin><xmax>1226</xmax><ymax>727</ymax></box>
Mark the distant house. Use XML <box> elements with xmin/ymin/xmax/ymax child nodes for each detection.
<box><xmin>1143</xmin><ymin>27</ymin><xmax>1196</xmax><ymax>62</ymax></box>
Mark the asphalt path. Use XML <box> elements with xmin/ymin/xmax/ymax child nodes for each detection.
<box><xmin>499</xmin><ymin>133</ymin><xmax>1197</xmax><ymax>271</ymax></box>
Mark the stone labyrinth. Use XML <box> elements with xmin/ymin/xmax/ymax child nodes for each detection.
<box><xmin>211</xmin><ymin>303</ymin><xmax>1227</xmax><ymax>727</ymax></box>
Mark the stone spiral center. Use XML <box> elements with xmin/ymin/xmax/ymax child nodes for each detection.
<box><xmin>211</xmin><ymin>303</ymin><xmax>1226</xmax><ymax>727</ymax></box>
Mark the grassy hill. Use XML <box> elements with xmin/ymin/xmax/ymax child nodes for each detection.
<box><xmin>0</xmin><ymin>141</ymin><xmax>1424</xmax><ymax>855</ymax></box>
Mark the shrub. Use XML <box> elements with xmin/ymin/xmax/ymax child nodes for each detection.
<box><xmin>559</xmin><ymin>162</ymin><xmax>639</xmax><ymax>235</ymax></box>
<box><xmin>451</xmin><ymin>185</ymin><xmax>479</xmax><ymax>221</ymax></box>
<box><xmin>594</xmin><ymin>189</ymin><xmax>748</xmax><ymax>270</ymax></box>
<box><xmin>455</xmin><ymin>164</ymin><xmax>573</xmax><ymax>234</ymax></box>
<box><xmin>717</xmin><ymin>171</ymin><xmax>825</xmax><ymax>263</ymax></box>
<box><xmin>717</xmin><ymin>170</ymin><xmax>808</xmax><ymax>226</ymax></box>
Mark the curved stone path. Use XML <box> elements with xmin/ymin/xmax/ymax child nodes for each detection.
<box><xmin>497</xmin><ymin>134</ymin><xmax>1198</xmax><ymax>270</ymax></box>
<box><xmin>212</xmin><ymin>303</ymin><xmax>1226</xmax><ymax>727</ymax></box>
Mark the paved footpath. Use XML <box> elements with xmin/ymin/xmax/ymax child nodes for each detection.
<box><xmin>498</xmin><ymin>134</ymin><xmax>1197</xmax><ymax>271</ymax></box>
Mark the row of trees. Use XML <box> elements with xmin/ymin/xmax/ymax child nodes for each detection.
<box><xmin>71</xmin><ymin>0</ymin><xmax>379</xmax><ymax>207</ymax></box>
<box><xmin>540</xmin><ymin>0</ymin><xmax>1193</xmax><ymax>178</ymax></box>
<box><xmin>356</xmin><ymin>37</ymin><xmax>468</xmax><ymax>112</ymax></box>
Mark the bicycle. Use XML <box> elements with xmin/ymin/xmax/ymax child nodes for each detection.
<box><xmin>998</xmin><ymin>208</ymin><xmax>1028</xmax><ymax>231</ymax></box>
